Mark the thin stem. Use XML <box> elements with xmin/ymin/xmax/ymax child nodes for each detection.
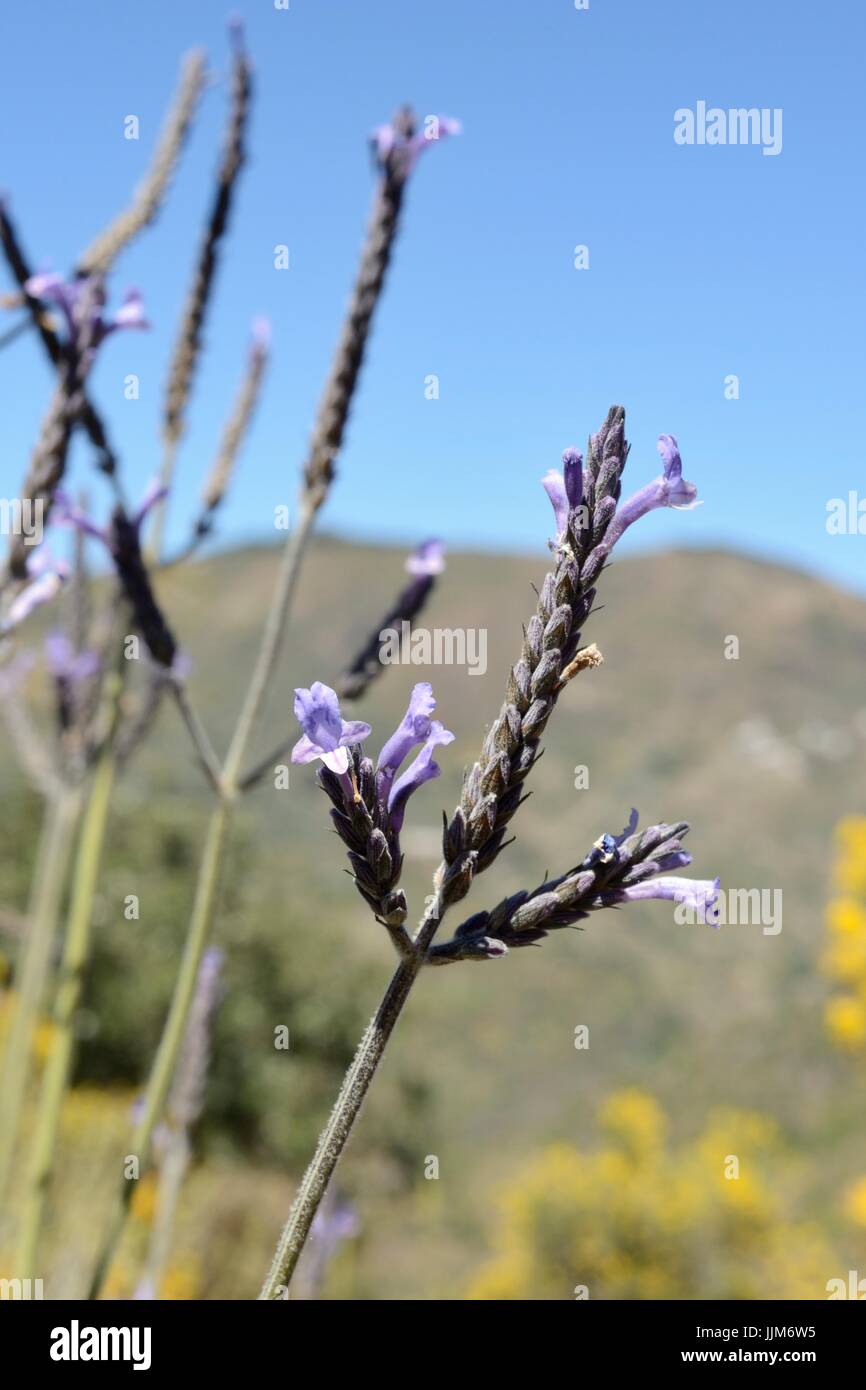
<box><xmin>170</xmin><ymin>680</ymin><xmax>225</xmax><ymax>796</ymax></box>
<box><xmin>223</xmin><ymin>496</ymin><xmax>318</xmax><ymax>786</ymax></box>
<box><xmin>0</xmin><ymin>788</ymin><xmax>82</xmax><ymax>1215</ymax></box>
<box><xmin>86</xmin><ymin>797</ymin><xmax>231</xmax><ymax>1299</ymax></box>
<box><xmin>147</xmin><ymin>438</ymin><xmax>177</xmax><ymax>564</ymax></box>
<box><xmin>14</xmin><ymin>723</ymin><xmax>117</xmax><ymax>1278</ymax></box>
<box><xmin>236</xmin><ymin>736</ymin><xmax>294</xmax><ymax>793</ymax></box>
<box><xmin>87</xmin><ymin>495</ymin><xmax>318</xmax><ymax>1297</ymax></box>
<box><xmin>259</xmin><ymin>889</ymin><xmax>445</xmax><ymax>1299</ymax></box>
<box><xmin>88</xmin><ymin>134</ymin><xmax>422</xmax><ymax>1296</ymax></box>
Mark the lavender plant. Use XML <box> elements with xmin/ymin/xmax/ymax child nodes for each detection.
<box><xmin>260</xmin><ymin>415</ymin><xmax>718</xmax><ymax>1298</ymax></box>
<box><xmin>82</xmin><ymin>101</ymin><xmax>461</xmax><ymax>1300</ymax></box>
<box><xmin>0</xmin><ymin>26</ymin><xmax>266</xmax><ymax>1279</ymax></box>
<box><xmin>0</xmin><ymin>18</ymin><xmax>717</xmax><ymax>1305</ymax></box>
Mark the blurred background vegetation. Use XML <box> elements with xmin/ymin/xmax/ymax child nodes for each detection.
<box><xmin>2</xmin><ymin>534</ymin><xmax>866</xmax><ymax>1297</ymax></box>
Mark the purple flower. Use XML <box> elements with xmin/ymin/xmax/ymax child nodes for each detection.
<box><xmin>542</xmin><ymin>447</ymin><xmax>584</xmax><ymax>539</ymax></box>
<box><xmin>24</xmin><ymin>271</ymin><xmax>149</xmax><ymax>346</ymax></box>
<box><xmin>250</xmin><ymin>315</ymin><xmax>272</xmax><ymax>354</ymax></box>
<box><xmin>292</xmin><ymin>682</ymin><xmax>372</xmax><ymax>774</ymax></box>
<box><xmin>542</xmin><ymin>470</ymin><xmax>569</xmax><ymax>539</ymax></box>
<box><xmin>44</xmin><ymin>630</ymin><xmax>100</xmax><ymax>686</ymax></box>
<box><xmin>55</xmin><ymin>477</ymin><xmax>166</xmax><ymax>547</ymax></box>
<box><xmin>375</xmin><ymin>682</ymin><xmax>437</xmax><ymax>806</ymax></box>
<box><xmin>1</xmin><ymin>549</ymin><xmax>69</xmax><ymax>635</ymax></box>
<box><xmin>387</xmin><ymin>720</ymin><xmax>455</xmax><ymax>833</ymax></box>
<box><xmin>604</xmin><ymin>434</ymin><xmax>700</xmax><ymax>549</ymax></box>
<box><xmin>607</xmin><ymin>875</ymin><xmax>721</xmax><ymax>926</ymax></box>
<box><xmin>405</xmin><ymin>539</ymin><xmax>445</xmax><ymax>577</ymax></box>
<box><xmin>371</xmin><ymin>113</ymin><xmax>461</xmax><ymax>175</ymax></box>
<box><xmin>310</xmin><ymin>1198</ymin><xmax>360</xmax><ymax>1256</ymax></box>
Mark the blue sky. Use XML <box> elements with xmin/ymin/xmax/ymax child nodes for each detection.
<box><xmin>1</xmin><ymin>0</ymin><xmax>864</xmax><ymax>590</ymax></box>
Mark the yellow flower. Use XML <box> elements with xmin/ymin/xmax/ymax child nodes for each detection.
<box><xmin>599</xmin><ymin>1088</ymin><xmax>666</xmax><ymax>1159</ymax></box>
<box><xmin>467</xmin><ymin>1090</ymin><xmax>836</xmax><ymax>1301</ymax></box>
<box><xmin>826</xmin><ymin>898</ymin><xmax>866</xmax><ymax>940</ymax></box>
<box><xmin>844</xmin><ymin>1176</ymin><xmax>866</xmax><ymax>1227</ymax></box>
<box><xmin>834</xmin><ymin>818</ymin><xmax>866</xmax><ymax>896</ymax></box>
<box><xmin>822</xmin><ymin>934</ymin><xmax>866</xmax><ymax>985</ymax></box>
<box><xmin>130</xmin><ymin>1171</ymin><xmax>158</xmax><ymax>1226</ymax></box>
<box><xmin>33</xmin><ymin>1018</ymin><xmax>58</xmax><ymax>1064</ymax></box>
<box><xmin>825</xmin><ymin>995</ymin><xmax>866</xmax><ymax>1050</ymax></box>
<box><xmin>160</xmin><ymin>1255</ymin><xmax>200</xmax><ymax>1300</ymax></box>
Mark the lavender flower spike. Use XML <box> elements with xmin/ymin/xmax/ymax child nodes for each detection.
<box><xmin>292</xmin><ymin>682</ymin><xmax>372</xmax><ymax>774</ymax></box>
<box><xmin>55</xmin><ymin>480</ymin><xmax>176</xmax><ymax>667</ymax></box>
<box><xmin>608</xmin><ymin>875</ymin><xmax>721</xmax><ymax>926</ymax></box>
<box><xmin>604</xmin><ymin>434</ymin><xmax>700</xmax><ymax>549</ymax></box>
<box><xmin>542</xmin><ymin>447</ymin><xmax>584</xmax><ymax>539</ymax></box>
<box><xmin>388</xmin><ymin>719</ymin><xmax>455</xmax><ymax>833</ymax></box>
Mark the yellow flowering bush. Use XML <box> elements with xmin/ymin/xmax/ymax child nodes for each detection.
<box><xmin>822</xmin><ymin>818</ymin><xmax>866</xmax><ymax>1051</ymax></box>
<box><xmin>467</xmin><ymin>1089</ymin><xmax>835</xmax><ymax>1300</ymax></box>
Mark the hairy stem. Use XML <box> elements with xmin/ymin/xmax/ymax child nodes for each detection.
<box><xmin>259</xmin><ymin>888</ymin><xmax>445</xmax><ymax>1299</ymax></box>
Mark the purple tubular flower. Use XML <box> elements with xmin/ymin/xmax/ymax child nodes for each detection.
<box><xmin>45</xmin><ymin>631</ymin><xmax>100</xmax><ymax>686</ymax></box>
<box><xmin>405</xmin><ymin>539</ymin><xmax>445</xmax><ymax>577</ymax></box>
<box><xmin>55</xmin><ymin>476</ymin><xmax>166</xmax><ymax>545</ymax></box>
<box><xmin>251</xmin><ymin>315</ymin><xmax>272</xmax><ymax>353</ymax></box>
<box><xmin>387</xmin><ymin>719</ymin><xmax>455</xmax><ymax>833</ymax></box>
<box><xmin>24</xmin><ymin>271</ymin><xmax>149</xmax><ymax>345</ymax></box>
<box><xmin>1</xmin><ymin>550</ymin><xmax>69</xmax><ymax>635</ymax></box>
<box><xmin>376</xmin><ymin>682</ymin><xmax>436</xmax><ymax>795</ymax></box>
<box><xmin>310</xmin><ymin>1198</ymin><xmax>360</xmax><ymax>1256</ymax></box>
<box><xmin>609</xmin><ymin>875</ymin><xmax>721</xmax><ymax>926</ymax></box>
<box><xmin>542</xmin><ymin>470</ymin><xmax>569</xmax><ymax>539</ymax></box>
<box><xmin>132</xmin><ymin>477</ymin><xmax>168</xmax><ymax>529</ymax></box>
<box><xmin>371</xmin><ymin>114</ymin><xmax>461</xmax><ymax>174</ymax></box>
<box><xmin>604</xmin><ymin>433</ymin><xmax>700</xmax><ymax>549</ymax></box>
<box><xmin>292</xmin><ymin>682</ymin><xmax>372</xmax><ymax>774</ymax></box>
<box><xmin>24</xmin><ymin>271</ymin><xmax>79</xmax><ymax>334</ymax></box>
<box><xmin>543</xmin><ymin>448</ymin><xmax>584</xmax><ymax>540</ymax></box>
<box><xmin>561</xmin><ymin>447</ymin><xmax>583</xmax><ymax>507</ymax></box>
<box><xmin>106</xmin><ymin>288</ymin><xmax>149</xmax><ymax>339</ymax></box>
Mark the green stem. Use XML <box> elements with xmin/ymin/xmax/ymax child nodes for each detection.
<box><xmin>87</xmin><ymin>497</ymin><xmax>318</xmax><ymax>1299</ymax></box>
<box><xmin>86</xmin><ymin>798</ymin><xmax>230</xmax><ymax>1298</ymax></box>
<box><xmin>14</xmin><ymin>731</ymin><xmax>117</xmax><ymax>1278</ymax></box>
<box><xmin>137</xmin><ymin>1133</ymin><xmax>191</xmax><ymax>1298</ymax></box>
<box><xmin>0</xmin><ymin>788</ymin><xmax>82</xmax><ymax>1215</ymax></box>
<box><xmin>259</xmin><ymin>889</ymin><xmax>445</xmax><ymax>1299</ymax></box>
<box><xmin>223</xmin><ymin>495</ymin><xmax>318</xmax><ymax>785</ymax></box>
